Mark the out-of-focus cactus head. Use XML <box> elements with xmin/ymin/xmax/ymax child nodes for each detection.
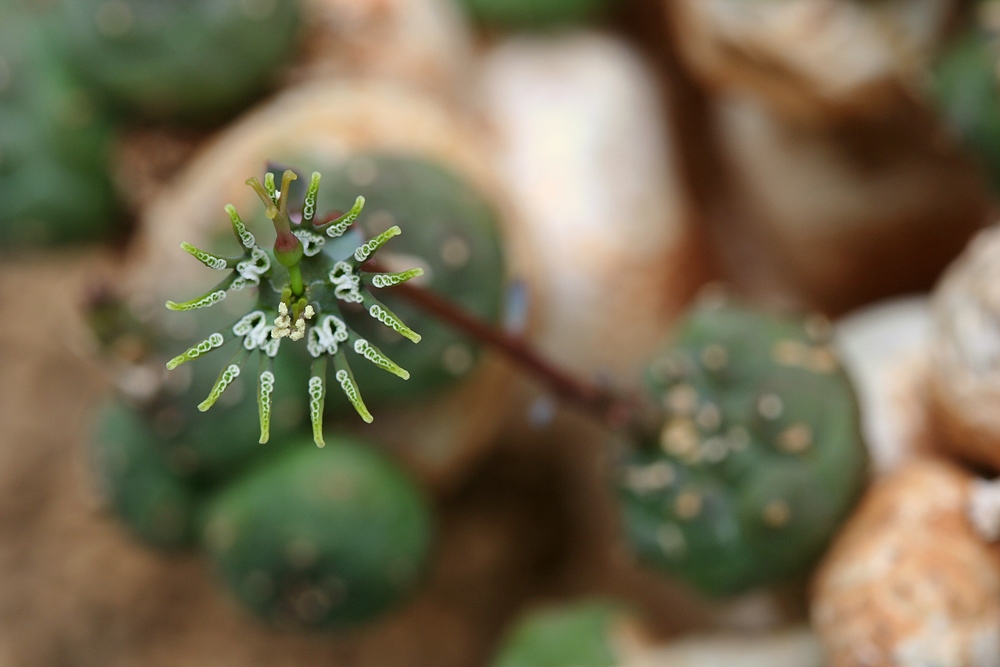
<box><xmin>201</xmin><ymin>438</ymin><xmax>433</xmax><ymax>629</ymax></box>
<box><xmin>617</xmin><ymin>290</ymin><xmax>869</xmax><ymax>596</ymax></box>
<box><xmin>163</xmin><ymin>169</ymin><xmax>425</xmax><ymax>447</ymax></box>
<box><xmin>57</xmin><ymin>0</ymin><xmax>301</xmax><ymax>122</ymax></box>
<box><xmin>91</xmin><ymin>399</ymin><xmax>202</xmax><ymax>548</ymax></box>
<box><xmin>492</xmin><ymin>600</ymin><xmax>643</xmax><ymax>667</ymax></box>
<box><xmin>0</xmin><ymin>5</ymin><xmax>117</xmax><ymax>247</ymax></box>
<box><xmin>931</xmin><ymin>11</ymin><xmax>1000</xmax><ymax>191</ymax></box>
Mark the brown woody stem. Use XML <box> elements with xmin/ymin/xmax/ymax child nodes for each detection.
<box><xmin>365</xmin><ymin>260</ymin><xmax>639</xmax><ymax>430</ymax></box>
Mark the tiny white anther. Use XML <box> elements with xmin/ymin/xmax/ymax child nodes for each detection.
<box><xmin>279</xmin><ymin>302</ymin><xmax>288</xmax><ymax>316</ymax></box>
<box><xmin>304</xmin><ymin>305</ymin><xmax>315</xmax><ymax>319</ymax></box>
<box><xmin>290</xmin><ymin>317</ymin><xmax>307</xmax><ymax>341</ymax></box>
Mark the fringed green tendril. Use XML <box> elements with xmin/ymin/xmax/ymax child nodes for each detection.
<box><xmin>163</xmin><ymin>168</ymin><xmax>422</xmax><ymax>447</ymax></box>
<box><xmin>257</xmin><ymin>356</ymin><xmax>275</xmax><ymax>445</ymax></box>
<box><xmin>198</xmin><ymin>348</ymin><xmax>250</xmax><ymax>412</ymax></box>
<box><xmin>302</xmin><ymin>172</ymin><xmax>321</xmax><ymax>224</ymax></box>
<box><xmin>367</xmin><ymin>267</ymin><xmax>424</xmax><ymax>288</ymax></box>
<box><xmin>309</xmin><ymin>357</ymin><xmax>327</xmax><ymax>448</ymax></box>
<box><xmin>180</xmin><ymin>242</ymin><xmax>236</xmax><ymax>270</ymax></box>
<box><xmin>362</xmin><ymin>293</ymin><xmax>422</xmax><ymax>343</ymax></box>
<box><xmin>166</xmin><ymin>332</ymin><xmax>227</xmax><ymax>370</ymax></box>
<box><xmin>315</xmin><ymin>195</ymin><xmax>365</xmax><ymax>238</ymax></box>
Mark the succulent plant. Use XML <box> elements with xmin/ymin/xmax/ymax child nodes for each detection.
<box><xmin>91</xmin><ymin>399</ymin><xmax>203</xmax><ymax>548</ymax></box>
<box><xmin>931</xmin><ymin>21</ymin><xmax>1000</xmax><ymax>191</ymax></box>
<box><xmin>616</xmin><ymin>292</ymin><xmax>869</xmax><ymax>596</ymax></box>
<box><xmin>457</xmin><ymin>0</ymin><xmax>608</xmax><ymax>28</ymax></box>
<box><xmin>201</xmin><ymin>438</ymin><xmax>433</xmax><ymax>629</ymax></box>
<box><xmin>163</xmin><ymin>168</ymin><xmax>425</xmax><ymax>447</ymax></box>
<box><xmin>492</xmin><ymin>600</ymin><xmax>641</xmax><ymax>667</ymax></box>
<box><xmin>56</xmin><ymin>0</ymin><xmax>300</xmax><ymax>121</ymax></box>
<box><xmin>0</xmin><ymin>5</ymin><xmax>118</xmax><ymax>246</ymax></box>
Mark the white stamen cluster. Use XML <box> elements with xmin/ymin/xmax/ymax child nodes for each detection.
<box><xmin>272</xmin><ymin>302</ymin><xmax>315</xmax><ymax>342</ymax></box>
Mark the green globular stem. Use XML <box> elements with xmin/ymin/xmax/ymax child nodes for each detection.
<box><xmin>350</xmin><ymin>335</ymin><xmax>411</xmax><ymax>380</ymax></box>
<box><xmin>165</xmin><ymin>273</ymin><xmax>237</xmax><ymax>311</ymax></box>
<box><xmin>264</xmin><ymin>172</ymin><xmax>277</xmax><ymax>202</ymax></box>
<box><xmin>316</xmin><ymin>195</ymin><xmax>365</xmax><ymax>237</ymax></box>
<box><xmin>200</xmin><ymin>441</ymin><xmax>433</xmax><ymax>629</ymax></box>
<box><xmin>165</xmin><ymin>332</ymin><xmax>227</xmax><ymax>370</ymax></box>
<box><xmin>615</xmin><ymin>293</ymin><xmax>869</xmax><ymax>596</ymax></box>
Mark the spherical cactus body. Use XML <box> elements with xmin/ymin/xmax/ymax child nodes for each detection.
<box><xmin>932</xmin><ymin>25</ymin><xmax>1000</xmax><ymax>192</ymax></box>
<box><xmin>201</xmin><ymin>437</ymin><xmax>433</xmax><ymax>629</ymax></box>
<box><xmin>0</xmin><ymin>7</ymin><xmax>117</xmax><ymax>246</ymax></box>
<box><xmin>616</xmin><ymin>293</ymin><xmax>869</xmax><ymax>596</ymax></box>
<box><xmin>91</xmin><ymin>399</ymin><xmax>203</xmax><ymax>548</ymax></box>
<box><xmin>57</xmin><ymin>0</ymin><xmax>301</xmax><ymax>121</ymax></box>
<box><xmin>492</xmin><ymin>600</ymin><xmax>644</xmax><ymax>667</ymax></box>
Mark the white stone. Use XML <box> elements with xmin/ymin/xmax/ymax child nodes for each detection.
<box><xmin>479</xmin><ymin>32</ymin><xmax>699</xmax><ymax>384</ymax></box>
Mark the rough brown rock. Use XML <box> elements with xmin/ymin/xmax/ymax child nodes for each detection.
<box><xmin>812</xmin><ymin>459</ymin><xmax>1000</xmax><ymax>667</ymax></box>
<box><xmin>667</xmin><ymin>0</ymin><xmax>955</xmax><ymax>124</ymax></box>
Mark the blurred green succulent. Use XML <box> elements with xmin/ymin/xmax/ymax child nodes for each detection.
<box><xmin>492</xmin><ymin>600</ymin><xmax>636</xmax><ymax>667</ymax></box>
<box><xmin>56</xmin><ymin>0</ymin><xmax>301</xmax><ymax>122</ymax></box>
<box><xmin>616</xmin><ymin>294</ymin><xmax>869</xmax><ymax>596</ymax></box>
<box><xmin>0</xmin><ymin>5</ymin><xmax>118</xmax><ymax>247</ymax></box>
<box><xmin>457</xmin><ymin>0</ymin><xmax>609</xmax><ymax>28</ymax></box>
<box><xmin>931</xmin><ymin>24</ymin><xmax>1000</xmax><ymax>191</ymax></box>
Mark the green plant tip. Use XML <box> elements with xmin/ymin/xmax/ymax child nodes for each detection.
<box><xmin>164</xmin><ymin>168</ymin><xmax>423</xmax><ymax>445</ymax></box>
